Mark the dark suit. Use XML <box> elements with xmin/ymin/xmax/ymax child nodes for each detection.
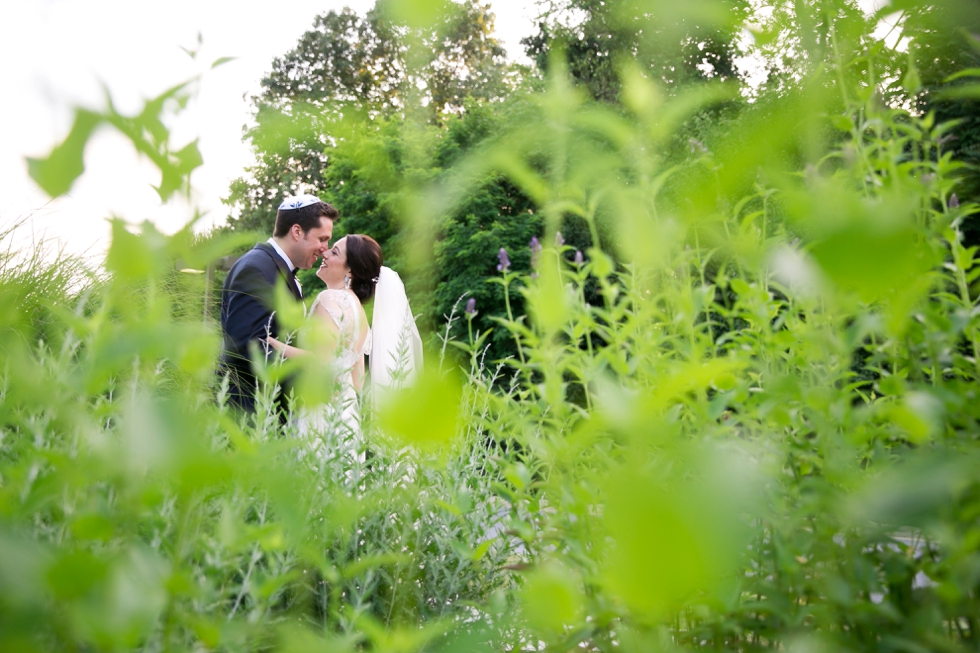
<box><xmin>219</xmin><ymin>242</ymin><xmax>302</xmax><ymax>415</ymax></box>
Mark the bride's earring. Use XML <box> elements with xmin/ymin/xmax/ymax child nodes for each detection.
<box><xmin>344</xmin><ymin>274</ymin><xmax>351</xmax><ymax>290</ymax></box>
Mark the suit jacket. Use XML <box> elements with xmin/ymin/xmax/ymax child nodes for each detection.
<box><xmin>219</xmin><ymin>242</ymin><xmax>302</xmax><ymax>414</ymax></box>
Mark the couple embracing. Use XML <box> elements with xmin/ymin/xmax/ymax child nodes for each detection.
<box><xmin>218</xmin><ymin>194</ymin><xmax>422</xmax><ymax>439</ymax></box>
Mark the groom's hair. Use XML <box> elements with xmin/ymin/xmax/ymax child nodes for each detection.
<box><xmin>346</xmin><ymin>234</ymin><xmax>383</xmax><ymax>303</ymax></box>
<box><xmin>273</xmin><ymin>201</ymin><xmax>339</xmax><ymax>237</ymax></box>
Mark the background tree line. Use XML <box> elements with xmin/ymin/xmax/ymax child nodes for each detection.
<box><xmin>220</xmin><ymin>0</ymin><xmax>980</xmax><ymax>360</ymax></box>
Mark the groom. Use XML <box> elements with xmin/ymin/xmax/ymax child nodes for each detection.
<box><xmin>219</xmin><ymin>194</ymin><xmax>338</xmax><ymax>416</ymax></box>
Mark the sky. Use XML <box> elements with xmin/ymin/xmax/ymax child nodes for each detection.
<box><xmin>0</xmin><ymin>0</ymin><xmax>536</xmax><ymax>261</ymax></box>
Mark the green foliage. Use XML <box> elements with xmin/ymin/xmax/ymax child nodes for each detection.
<box><xmin>27</xmin><ymin>81</ymin><xmax>203</xmax><ymax>202</ymax></box>
<box><xmin>9</xmin><ymin>0</ymin><xmax>980</xmax><ymax>651</ymax></box>
<box><xmin>523</xmin><ymin>0</ymin><xmax>748</xmax><ymax>103</ymax></box>
<box><xmin>303</xmin><ymin>100</ymin><xmax>592</xmax><ymax>361</ymax></box>
<box><xmin>0</xmin><ymin>219</ymin><xmax>514</xmax><ymax>653</ymax></box>
<box><xmin>223</xmin><ymin>0</ymin><xmax>514</xmax><ymax>234</ymax></box>
<box><xmin>906</xmin><ymin>0</ymin><xmax>980</xmax><ymax>244</ymax></box>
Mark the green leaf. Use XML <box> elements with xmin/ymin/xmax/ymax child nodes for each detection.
<box><xmin>472</xmin><ymin>539</ymin><xmax>493</xmax><ymax>561</ymax></box>
<box><xmin>600</xmin><ymin>448</ymin><xmax>757</xmax><ymax>621</ymax></box>
<box><xmin>0</xmin><ymin>532</ymin><xmax>50</xmax><ymax>607</ymax></box>
<box><xmin>46</xmin><ymin>550</ymin><xmax>109</xmax><ymax>600</ymax></box>
<box><xmin>944</xmin><ymin>67</ymin><xmax>980</xmax><ymax>82</ymax></box>
<box><xmin>810</xmin><ymin>222</ymin><xmax>934</xmax><ymax>301</ymax></box>
<box><xmin>521</xmin><ymin>561</ymin><xmax>584</xmax><ymax>635</ymax></box>
<box><xmin>526</xmin><ymin>250</ymin><xmax>570</xmax><ymax>334</ymax></box>
<box><xmin>377</xmin><ymin>368</ymin><xmax>463</xmax><ymax>451</ymax></box>
<box><xmin>104</xmin><ymin>219</ymin><xmax>170</xmax><ymax>282</ymax></box>
<box><xmin>902</xmin><ymin>56</ymin><xmax>922</xmax><ymax>94</ymax></box>
<box><xmin>829</xmin><ymin>114</ymin><xmax>855</xmax><ymax>132</ymax></box>
<box><xmin>70</xmin><ymin>513</ymin><xmax>115</xmax><ymax>541</ymax></box>
<box><xmin>343</xmin><ymin>553</ymin><xmax>412</xmax><ymax>578</ymax></box>
<box><xmin>589</xmin><ymin>248</ymin><xmax>615</xmax><ymax>278</ymax></box>
<box><xmin>26</xmin><ymin>109</ymin><xmax>102</xmax><ymax>197</ymax></box>
<box><xmin>936</xmin><ymin>84</ymin><xmax>980</xmax><ymax>100</ymax></box>
<box><xmin>211</xmin><ymin>56</ymin><xmax>238</xmax><ymax>69</ymax></box>
<box><xmin>620</xmin><ymin>61</ymin><xmax>664</xmax><ymax>117</ymax></box>
<box><xmin>377</xmin><ymin>0</ymin><xmax>450</xmax><ymax>28</ymax></box>
<box><xmin>174</xmin><ymin>139</ymin><xmax>203</xmax><ymax>175</ymax></box>
<box><xmin>748</xmin><ymin>24</ymin><xmax>779</xmax><ymax>46</ymax></box>
<box><xmin>886</xmin><ymin>391</ymin><xmax>943</xmax><ymax>444</ymax></box>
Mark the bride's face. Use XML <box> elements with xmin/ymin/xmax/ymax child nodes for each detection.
<box><xmin>317</xmin><ymin>236</ymin><xmax>349</xmax><ymax>285</ymax></box>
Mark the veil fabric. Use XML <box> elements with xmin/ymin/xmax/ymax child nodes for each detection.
<box><xmin>369</xmin><ymin>266</ymin><xmax>423</xmax><ymax>396</ymax></box>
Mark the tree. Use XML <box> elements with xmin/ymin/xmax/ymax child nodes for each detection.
<box><xmin>223</xmin><ymin>0</ymin><xmax>514</xmax><ymax>234</ymax></box>
<box><xmin>905</xmin><ymin>0</ymin><xmax>980</xmax><ymax>244</ymax></box>
<box><xmin>522</xmin><ymin>0</ymin><xmax>749</xmax><ymax>104</ymax></box>
<box><xmin>315</xmin><ymin>101</ymin><xmax>546</xmax><ymax>359</ymax></box>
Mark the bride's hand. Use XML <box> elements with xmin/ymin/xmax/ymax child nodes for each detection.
<box><xmin>266</xmin><ymin>336</ymin><xmax>284</xmax><ymax>353</ymax></box>
<box><xmin>266</xmin><ymin>335</ymin><xmax>306</xmax><ymax>359</ymax></box>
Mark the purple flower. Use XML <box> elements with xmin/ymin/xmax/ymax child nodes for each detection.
<box><xmin>573</xmin><ymin>250</ymin><xmax>584</xmax><ymax>266</ymax></box>
<box><xmin>949</xmin><ymin>193</ymin><xmax>960</xmax><ymax>209</ymax></box>
<box><xmin>555</xmin><ymin>232</ymin><xmax>565</xmax><ymax>247</ymax></box>
<box><xmin>497</xmin><ymin>247</ymin><xmax>510</xmax><ymax>272</ymax></box>
<box><xmin>530</xmin><ymin>236</ymin><xmax>542</xmax><ymax>269</ymax></box>
<box><xmin>465</xmin><ymin>297</ymin><xmax>477</xmax><ymax>317</ymax></box>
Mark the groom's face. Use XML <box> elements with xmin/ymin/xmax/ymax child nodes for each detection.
<box><xmin>293</xmin><ymin>217</ymin><xmax>333</xmax><ymax>269</ymax></box>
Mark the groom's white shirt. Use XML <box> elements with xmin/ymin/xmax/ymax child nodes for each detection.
<box><xmin>267</xmin><ymin>238</ymin><xmax>302</xmax><ymax>296</ymax></box>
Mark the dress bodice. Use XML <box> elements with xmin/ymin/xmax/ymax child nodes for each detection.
<box><xmin>309</xmin><ymin>289</ymin><xmax>371</xmax><ymax>378</ymax></box>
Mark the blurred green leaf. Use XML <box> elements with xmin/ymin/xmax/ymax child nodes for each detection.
<box><xmin>809</xmin><ymin>221</ymin><xmax>935</xmax><ymax>301</ymax></box>
<box><xmin>521</xmin><ymin>561</ymin><xmax>585</xmax><ymax>635</ymax></box>
<box><xmin>70</xmin><ymin>513</ymin><xmax>115</xmax><ymax>542</ymax></box>
<box><xmin>0</xmin><ymin>532</ymin><xmax>50</xmax><ymax>607</ymax></box>
<box><xmin>104</xmin><ymin>219</ymin><xmax>169</xmax><ymax>282</ymax></box>
<box><xmin>902</xmin><ymin>54</ymin><xmax>922</xmax><ymax>94</ymax></box>
<box><xmin>211</xmin><ymin>56</ymin><xmax>238</xmax><ymax>69</ymax></box>
<box><xmin>377</xmin><ymin>0</ymin><xmax>450</xmax><ymax>28</ymax></box>
<box><xmin>526</xmin><ymin>250</ymin><xmax>570</xmax><ymax>334</ymax></box>
<box><xmin>601</xmin><ymin>447</ymin><xmax>757</xmax><ymax>621</ymax></box>
<box><xmin>46</xmin><ymin>550</ymin><xmax>108</xmax><ymax>600</ymax></box>
<box><xmin>377</xmin><ymin>368</ymin><xmax>463</xmax><ymax>451</ymax></box>
<box><xmin>26</xmin><ymin>109</ymin><xmax>102</xmax><ymax>198</ymax></box>
<box><xmin>847</xmin><ymin>453</ymin><xmax>973</xmax><ymax>529</ymax></box>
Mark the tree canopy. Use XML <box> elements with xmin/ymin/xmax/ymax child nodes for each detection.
<box><xmin>522</xmin><ymin>0</ymin><xmax>749</xmax><ymax>103</ymax></box>
<box><xmin>223</xmin><ymin>0</ymin><xmax>514</xmax><ymax>234</ymax></box>
<box><xmin>221</xmin><ymin>0</ymin><xmax>980</xmax><ymax>358</ymax></box>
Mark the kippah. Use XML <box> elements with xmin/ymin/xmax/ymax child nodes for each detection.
<box><xmin>278</xmin><ymin>194</ymin><xmax>322</xmax><ymax>210</ymax></box>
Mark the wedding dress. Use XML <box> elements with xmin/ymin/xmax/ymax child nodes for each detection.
<box><xmin>295</xmin><ymin>267</ymin><xmax>423</xmax><ymax>461</ymax></box>
<box><xmin>296</xmin><ymin>288</ymin><xmax>370</xmax><ymax>456</ymax></box>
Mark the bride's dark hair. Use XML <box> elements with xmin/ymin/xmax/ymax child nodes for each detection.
<box><xmin>345</xmin><ymin>234</ymin><xmax>383</xmax><ymax>302</ymax></box>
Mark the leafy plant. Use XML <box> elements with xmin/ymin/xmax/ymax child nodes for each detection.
<box><xmin>7</xmin><ymin>0</ymin><xmax>980</xmax><ymax>652</ymax></box>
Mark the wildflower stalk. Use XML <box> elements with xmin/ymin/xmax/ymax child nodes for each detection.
<box><xmin>495</xmin><ymin>247</ymin><xmax>527</xmax><ymax>366</ymax></box>
<box><xmin>502</xmin><ymin>273</ymin><xmax>526</xmax><ymax>366</ymax></box>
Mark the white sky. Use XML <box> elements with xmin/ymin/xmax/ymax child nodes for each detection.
<box><xmin>0</xmin><ymin>0</ymin><xmax>536</xmax><ymax>261</ymax></box>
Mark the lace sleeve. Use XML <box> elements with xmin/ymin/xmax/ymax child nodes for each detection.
<box><xmin>312</xmin><ymin>289</ymin><xmax>356</xmax><ymax>339</ymax></box>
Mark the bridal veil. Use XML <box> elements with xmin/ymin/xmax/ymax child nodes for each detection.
<box><xmin>369</xmin><ymin>266</ymin><xmax>423</xmax><ymax>396</ymax></box>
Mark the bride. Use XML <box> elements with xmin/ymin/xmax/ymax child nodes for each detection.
<box><xmin>266</xmin><ymin>234</ymin><xmax>422</xmax><ymax>445</ymax></box>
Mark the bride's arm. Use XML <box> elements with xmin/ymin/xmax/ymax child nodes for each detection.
<box><xmin>268</xmin><ymin>292</ymin><xmax>347</xmax><ymax>360</ymax></box>
<box><xmin>351</xmin><ymin>356</ymin><xmax>364</xmax><ymax>392</ymax></box>
<box><xmin>265</xmin><ymin>335</ymin><xmax>307</xmax><ymax>359</ymax></box>
<box><xmin>266</xmin><ymin>295</ymin><xmax>343</xmax><ymax>358</ymax></box>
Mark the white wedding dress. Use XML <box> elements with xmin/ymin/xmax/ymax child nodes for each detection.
<box><xmin>294</xmin><ymin>267</ymin><xmax>424</xmax><ymax>463</ymax></box>
<box><xmin>296</xmin><ymin>289</ymin><xmax>371</xmax><ymax>457</ymax></box>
